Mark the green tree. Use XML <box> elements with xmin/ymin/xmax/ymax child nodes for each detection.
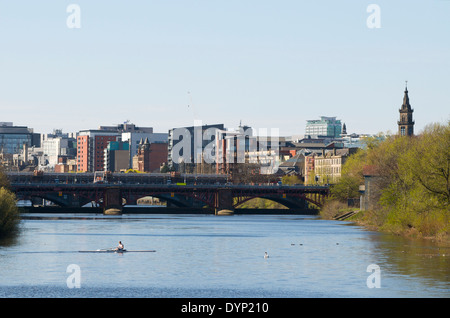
<box><xmin>0</xmin><ymin>165</ymin><xmax>10</xmax><ymax>189</ymax></box>
<box><xmin>369</xmin><ymin>135</ymin><xmax>415</xmax><ymax>211</ymax></box>
<box><xmin>330</xmin><ymin>149</ymin><xmax>366</xmax><ymax>201</ymax></box>
<box><xmin>0</xmin><ymin>187</ymin><xmax>20</xmax><ymax>238</ymax></box>
<box><xmin>407</xmin><ymin>122</ymin><xmax>450</xmax><ymax>207</ymax></box>
<box><xmin>281</xmin><ymin>175</ymin><xmax>303</xmax><ymax>185</ymax></box>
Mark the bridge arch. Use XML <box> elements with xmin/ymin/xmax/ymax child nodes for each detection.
<box><xmin>233</xmin><ymin>194</ymin><xmax>324</xmax><ymax>209</ymax></box>
<box><xmin>233</xmin><ymin>195</ymin><xmax>307</xmax><ymax>209</ymax></box>
<box><xmin>15</xmin><ymin>191</ymin><xmax>102</xmax><ymax>208</ymax></box>
<box><xmin>125</xmin><ymin>192</ymin><xmax>208</xmax><ymax>208</ymax></box>
<box><xmin>17</xmin><ymin>193</ymin><xmax>71</xmax><ymax>207</ymax></box>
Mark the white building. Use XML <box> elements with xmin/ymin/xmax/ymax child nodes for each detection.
<box><xmin>41</xmin><ymin>138</ymin><xmax>68</xmax><ymax>166</ymax></box>
<box><xmin>40</xmin><ymin>129</ymin><xmax>76</xmax><ymax>169</ymax></box>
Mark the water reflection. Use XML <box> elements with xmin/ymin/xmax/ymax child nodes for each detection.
<box><xmin>371</xmin><ymin>233</ymin><xmax>450</xmax><ymax>285</ymax></box>
<box><xmin>0</xmin><ymin>235</ymin><xmax>19</xmax><ymax>248</ymax></box>
<box><xmin>0</xmin><ymin>221</ymin><xmax>24</xmax><ymax>248</ymax></box>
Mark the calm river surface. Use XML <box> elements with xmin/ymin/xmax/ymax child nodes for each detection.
<box><xmin>0</xmin><ymin>213</ymin><xmax>448</xmax><ymax>298</ymax></box>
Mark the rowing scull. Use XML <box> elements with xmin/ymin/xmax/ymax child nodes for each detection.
<box><xmin>79</xmin><ymin>249</ymin><xmax>156</xmax><ymax>253</ymax></box>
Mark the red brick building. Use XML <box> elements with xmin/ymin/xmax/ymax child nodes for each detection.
<box><xmin>77</xmin><ymin>130</ymin><xmax>119</xmax><ymax>172</ymax></box>
<box><xmin>136</xmin><ymin>138</ymin><xmax>168</xmax><ymax>172</ymax></box>
<box><xmin>77</xmin><ymin>135</ymin><xmax>89</xmax><ymax>172</ymax></box>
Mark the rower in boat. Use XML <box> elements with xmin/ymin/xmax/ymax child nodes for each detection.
<box><xmin>115</xmin><ymin>241</ymin><xmax>125</xmax><ymax>251</ymax></box>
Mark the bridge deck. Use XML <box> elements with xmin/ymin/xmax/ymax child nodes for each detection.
<box><xmin>8</xmin><ymin>172</ymin><xmax>329</xmax><ymax>209</ymax></box>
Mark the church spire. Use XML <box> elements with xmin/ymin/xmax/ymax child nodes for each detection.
<box><xmin>401</xmin><ymin>81</ymin><xmax>411</xmax><ymax>111</ymax></box>
<box><xmin>398</xmin><ymin>81</ymin><xmax>414</xmax><ymax>137</ymax></box>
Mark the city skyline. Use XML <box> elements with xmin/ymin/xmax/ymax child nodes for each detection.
<box><xmin>1</xmin><ymin>1</ymin><xmax>449</xmax><ymax>136</ymax></box>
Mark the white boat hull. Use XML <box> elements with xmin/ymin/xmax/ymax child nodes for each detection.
<box><xmin>79</xmin><ymin>249</ymin><xmax>156</xmax><ymax>253</ymax></box>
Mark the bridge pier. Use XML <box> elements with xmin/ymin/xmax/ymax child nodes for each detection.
<box><xmin>103</xmin><ymin>187</ymin><xmax>123</xmax><ymax>215</ymax></box>
<box><xmin>215</xmin><ymin>189</ymin><xmax>234</xmax><ymax>215</ymax></box>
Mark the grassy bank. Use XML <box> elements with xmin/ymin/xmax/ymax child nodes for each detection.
<box><xmin>350</xmin><ymin>209</ymin><xmax>448</xmax><ymax>245</ymax></box>
<box><xmin>321</xmin><ymin>200</ymin><xmax>449</xmax><ymax>245</ymax></box>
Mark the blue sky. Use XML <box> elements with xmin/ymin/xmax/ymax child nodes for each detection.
<box><xmin>0</xmin><ymin>0</ymin><xmax>449</xmax><ymax>136</ymax></box>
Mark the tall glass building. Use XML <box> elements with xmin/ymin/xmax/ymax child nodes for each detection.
<box><xmin>0</xmin><ymin>122</ymin><xmax>40</xmax><ymax>154</ymax></box>
<box><xmin>305</xmin><ymin>116</ymin><xmax>342</xmax><ymax>139</ymax></box>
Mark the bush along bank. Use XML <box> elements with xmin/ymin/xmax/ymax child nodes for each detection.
<box><xmin>0</xmin><ymin>187</ymin><xmax>21</xmax><ymax>239</ymax></box>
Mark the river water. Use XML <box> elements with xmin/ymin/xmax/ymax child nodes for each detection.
<box><xmin>0</xmin><ymin>213</ymin><xmax>448</xmax><ymax>298</ymax></box>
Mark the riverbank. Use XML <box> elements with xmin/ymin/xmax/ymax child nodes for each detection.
<box><xmin>353</xmin><ymin>210</ymin><xmax>448</xmax><ymax>245</ymax></box>
<box><xmin>323</xmin><ymin>206</ymin><xmax>450</xmax><ymax>247</ymax></box>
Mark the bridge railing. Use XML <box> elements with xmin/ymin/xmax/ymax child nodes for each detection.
<box><xmin>5</xmin><ymin>171</ymin><xmax>228</xmax><ymax>185</ymax></box>
<box><xmin>9</xmin><ymin>181</ymin><xmax>329</xmax><ymax>192</ymax></box>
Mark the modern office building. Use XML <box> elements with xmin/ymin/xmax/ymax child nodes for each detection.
<box><xmin>41</xmin><ymin>129</ymin><xmax>77</xmax><ymax>167</ymax></box>
<box><xmin>76</xmin><ymin>123</ymin><xmax>167</xmax><ymax>172</ymax></box>
<box><xmin>98</xmin><ymin>122</ymin><xmax>167</xmax><ymax>169</ymax></box>
<box><xmin>168</xmin><ymin>123</ymin><xmax>225</xmax><ymax>170</ymax></box>
<box><xmin>215</xmin><ymin>125</ymin><xmax>255</xmax><ymax>175</ymax></box>
<box><xmin>77</xmin><ymin>130</ymin><xmax>119</xmax><ymax>172</ymax></box>
<box><xmin>42</xmin><ymin>137</ymin><xmax>69</xmax><ymax>167</ymax></box>
<box><xmin>0</xmin><ymin>122</ymin><xmax>40</xmax><ymax>154</ymax></box>
<box><xmin>305</xmin><ymin>116</ymin><xmax>342</xmax><ymax>139</ymax></box>
<box><xmin>104</xmin><ymin>141</ymin><xmax>130</xmax><ymax>172</ymax></box>
<box><xmin>98</xmin><ymin>122</ymin><xmax>154</xmax><ymax>134</ymax></box>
